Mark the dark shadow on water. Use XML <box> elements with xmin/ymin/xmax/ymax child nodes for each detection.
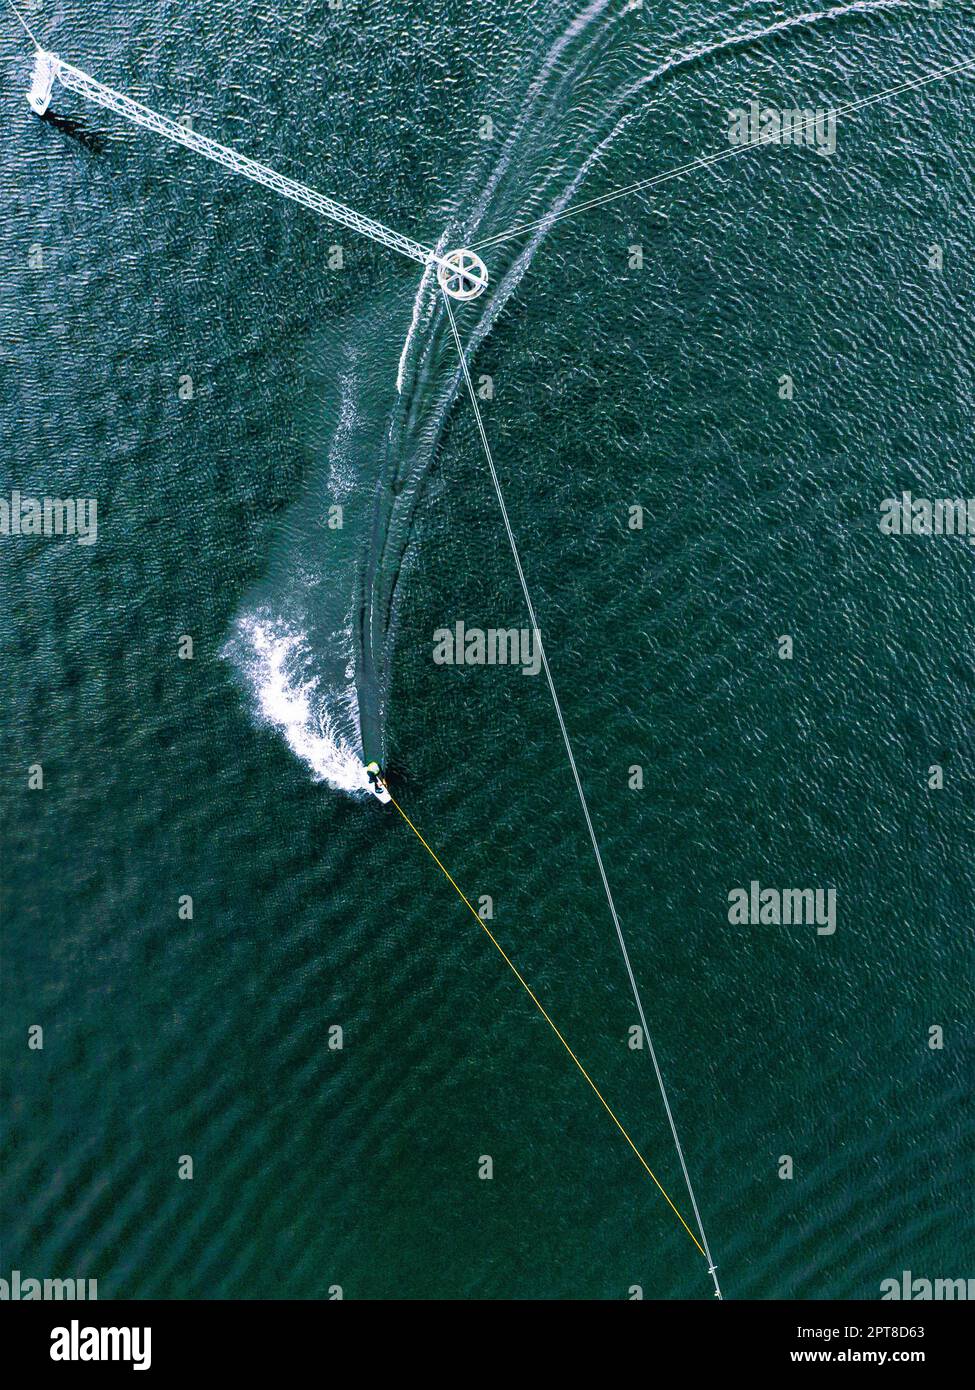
<box><xmin>40</xmin><ymin>108</ymin><xmax>107</xmax><ymax>155</ymax></box>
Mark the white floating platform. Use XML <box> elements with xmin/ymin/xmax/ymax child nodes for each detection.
<box><xmin>27</xmin><ymin>50</ymin><xmax>58</xmax><ymax>117</ymax></box>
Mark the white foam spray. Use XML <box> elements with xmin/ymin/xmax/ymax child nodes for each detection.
<box><xmin>227</xmin><ymin>611</ymin><xmax>372</xmax><ymax>797</ymax></box>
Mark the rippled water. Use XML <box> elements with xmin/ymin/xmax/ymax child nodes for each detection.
<box><xmin>2</xmin><ymin>0</ymin><xmax>972</xmax><ymax>1298</ymax></box>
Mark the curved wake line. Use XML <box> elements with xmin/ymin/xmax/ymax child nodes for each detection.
<box><xmin>361</xmin><ymin>2</ymin><xmax>911</xmax><ymax>775</ymax></box>
<box><xmin>465</xmin><ymin>0</ymin><xmax>618</xmax><ymax>225</ymax></box>
<box><xmin>227</xmin><ymin>0</ymin><xmax>914</xmax><ymax>802</ymax></box>
<box><xmin>475</xmin><ymin>0</ymin><xmax>913</xmax><ymax>251</ymax></box>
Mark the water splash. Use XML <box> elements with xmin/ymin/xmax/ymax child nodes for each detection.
<box><xmin>227</xmin><ymin>610</ymin><xmax>373</xmax><ymax>797</ymax></box>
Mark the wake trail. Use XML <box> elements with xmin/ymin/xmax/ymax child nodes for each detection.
<box><xmin>474</xmin><ymin>0</ymin><xmax>913</xmax><ymax>251</ymax></box>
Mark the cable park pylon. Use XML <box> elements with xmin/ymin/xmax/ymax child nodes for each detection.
<box><xmin>26</xmin><ymin>49</ymin><xmax>489</xmax><ymax>301</ymax></box>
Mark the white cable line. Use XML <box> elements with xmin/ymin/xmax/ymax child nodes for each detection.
<box><xmin>443</xmin><ymin>291</ymin><xmax>722</xmax><ymax>1299</ymax></box>
<box><xmin>3</xmin><ymin>0</ymin><xmax>40</xmax><ymax>49</ymax></box>
<box><xmin>474</xmin><ymin>52</ymin><xmax>975</xmax><ymax>250</ymax></box>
